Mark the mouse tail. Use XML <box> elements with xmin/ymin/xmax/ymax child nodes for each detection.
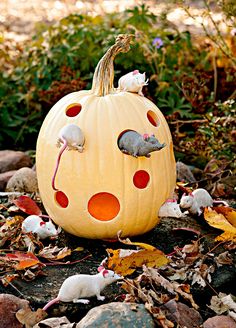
<box><xmin>52</xmin><ymin>138</ymin><xmax>68</xmax><ymax>191</ymax></box>
<box><xmin>43</xmin><ymin>297</ymin><xmax>60</xmax><ymax>311</ymax></box>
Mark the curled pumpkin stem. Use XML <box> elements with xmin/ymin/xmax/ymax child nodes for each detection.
<box><xmin>91</xmin><ymin>34</ymin><xmax>134</xmax><ymax>97</ymax></box>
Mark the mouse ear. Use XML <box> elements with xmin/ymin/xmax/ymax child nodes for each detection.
<box><xmin>143</xmin><ymin>133</ymin><xmax>149</xmax><ymax>141</ymax></box>
<box><xmin>97</xmin><ymin>266</ymin><xmax>104</xmax><ymax>272</ymax></box>
<box><xmin>189</xmin><ymin>192</ymin><xmax>194</xmax><ymax>197</ymax></box>
<box><xmin>40</xmin><ymin>221</ymin><xmax>46</xmax><ymax>226</ymax></box>
<box><xmin>102</xmin><ymin>269</ymin><xmax>109</xmax><ymax>277</ymax></box>
<box><xmin>183</xmin><ymin>193</ymin><xmax>186</xmax><ymax>197</ymax></box>
<box><xmin>132</xmin><ymin>70</ymin><xmax>139</xmax><ymax>75</ymax></box>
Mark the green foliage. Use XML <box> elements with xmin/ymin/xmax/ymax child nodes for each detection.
<box><xmin>0</xmin><ymin>3</ymin><xmax>235</xmax><ymax>171</ymax></box>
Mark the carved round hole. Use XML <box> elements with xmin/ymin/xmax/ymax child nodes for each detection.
<box><xmin>117</xmin><ymin>129</ymin><xmax>136</xmax><ymax>154</ymax></box>
<box><xmin>65</xmin><ymin>103</ymin><xmax>82</xmax><ymax>117</ymax></box>
<box><xmin>55</xmin><ymin>191</ymin><xmax>69</xmax><ymax>208</ymax></box>
<box><xmin>133</xmin><ymin>170</ymin><xmax>150</xmax><ymax>189</ymax></box>
<box><xmin>147</xmin><ymin>110</ymin><xmax>159</xmax><ymax>127</ymax></box>
<box><xmin>88</xmin><ymin>192</ymin><xmax>120</xmax><ymax>221</ymax></box>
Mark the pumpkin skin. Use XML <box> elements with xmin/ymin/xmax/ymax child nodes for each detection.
<box><xmin>36</xmin><ymin>35</ymin><xmax>176</xmax><ymax>239</ymax></box>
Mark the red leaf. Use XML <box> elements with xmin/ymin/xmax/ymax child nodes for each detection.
<box><xmin>13</xmin><ymin>196</ymin><xmax>42</xmax><ymax>216</ymax></box>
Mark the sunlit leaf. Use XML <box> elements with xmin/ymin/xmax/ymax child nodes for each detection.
<box><xmin>204</xmin><ymin>208</ymin><xmax>236</xmax><ymax>242</ymax></box>
<box><xmin>106</xmin><ymin>247</ymin><xmax>169</xmax><ymax>276</ymax></box>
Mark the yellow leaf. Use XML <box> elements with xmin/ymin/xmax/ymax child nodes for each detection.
<box><xmin>204</xmin><ymin>208</ymin><xmax>236</xmax><ymax>242</ymax></box>
<box><xmin>117</xmin><ymin>230</ymin><xmax>156</xmax><ymax>251</ymax></box>
<box><xmin>73</xmin><ymin>247</ymin><xmax>84</xmax><ymax>252</ymax></box>
<box><xmin>106</xmin><ymin>248</ymin><xmax>169</xmax><ymax>276</ymax></box>
<box><xmin>216</xmin><ymin>232</ymin><xmax>236</xmax><ymax>243</ymax></box>
<box><xmin>213</xmin><ymin>207</ymin><xmax>236</xmax><ymax>228</ymax></box>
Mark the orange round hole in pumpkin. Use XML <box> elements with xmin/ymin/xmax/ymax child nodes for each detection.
<box><xmin>133</xmin><ymin>170</ymin><xmax>150</xmax><ymax>189</ymax></box>
<box><xmin>88</xmin><ymin>192</ymin><xmax>120</xmax><ymax>221</ymax></box>
<box><xmin>147</xmin><ymin>110</ymin><xmax>159</xmax><ymax>127</ymax></box>
<box><xmin>66</xmin><ymin>103</ymin><xmax>82</xmax><ymax>117</ymax></box>
<box><xmin>55</xmin><ymin>191</ymin><xmax>69</xmax><ymax>208</ymax></box>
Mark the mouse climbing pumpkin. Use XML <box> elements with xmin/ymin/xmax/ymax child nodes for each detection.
<box><xmin>36</xmin><ymin>34</ymin><xmax>176</xmax><ymax>239</ymax></box>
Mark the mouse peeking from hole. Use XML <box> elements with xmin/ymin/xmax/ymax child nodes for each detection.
<box><xmin>52</xmin><ymin>123</ymin><xmax>85</xmax><ymax>191</ymax></box>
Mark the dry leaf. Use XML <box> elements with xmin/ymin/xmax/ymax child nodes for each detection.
<box><xmin>0</xmin><ymin>251</ymin><xmax>41</xmax><ymax>270</ymax></box>
<box><xmin>208</xmin><ymin>293</ymin><xmax>236</xmax><ymax>315</ymax></box>
<box><xmin>204</xmin><ymin>208</ymin><xmax>236</xmax><ymax>242</ymax></box>
<box><xmin>38</xmin><ymin>246</ymin><xmax>71</xmax><ymax>261</ymax></box>
<box><xmin>106</xmin><ymin>247</ymin><xmax>169</xmax><ymax>276</ymax></box>
<box><xmin>33</xmin><ymin>316</ymin><xmax>74</xmax><ymax>328</ymax></box>
<box><xmin>213</xmin><ymin>206</ymin><xmax>236</xmax><ymax>227</ymax></box>
<box><xmin>117</xmin><ymin>230</ymin><xmax>156</xmax><ymax>251</ymax></box>
<box><xmin>16</xmin><ymin>307</ymin><xmax>47</xmax><ymax>328</ymax></box>
<box><xmin>13</xmin><ymin>195</ymin><xmax>42</xmax><ymax>216</ymax></box>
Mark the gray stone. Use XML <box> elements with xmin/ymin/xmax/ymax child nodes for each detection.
<box><xmin>203</xmin><ymin>315</ymin><xmax>236</xmax><ymax>328</ymax></box>
<box><xmin>161</xmin><ymin>300</ymin><xmax>203</xmax><ymax>328</ymax></box>
<box><xmin>76</xmin><ymin>302</ymin><xmax>155</xmax><ymax>328</ymax></box>
<box><xmin>0</xmin><ymin>150</ymin><xmax>32</xmax><ymax>174</ymax></box>
<box><xmin>6</xmin><ymin>167</ymin><xmax>38</xmax><ymax>193</ymax></box>
<box><xmin>0</xmin><ymin>170</ymin><xmax>16</xmax><ymax>190</ymax></box>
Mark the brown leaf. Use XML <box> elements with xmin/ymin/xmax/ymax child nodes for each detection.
<box><xmin>38</xmin><ymin>246</ymin><xmax>71</xmax><ymax>261</ymax></box>
<box><xmin>16</xmin><ymin>307</ymin><xmax>47</xmax><ymax>328</ymax></box>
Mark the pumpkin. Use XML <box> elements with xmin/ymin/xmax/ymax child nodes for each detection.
<box><xmin>36</xmin><ymin>34</ymin><xmax>176</xmax><ymax>239</ymax></box>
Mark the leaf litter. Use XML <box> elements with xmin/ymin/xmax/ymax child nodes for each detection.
<box><xmin>0</xmin><ymin>189</ymin><xmax>236</xmax><ymax>327</ymax></box>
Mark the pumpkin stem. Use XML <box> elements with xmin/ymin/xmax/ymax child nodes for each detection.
<box><xmin>91</xmin><ymin>34</ymin><xmax>134</xmax><ymax>96</ymax></box>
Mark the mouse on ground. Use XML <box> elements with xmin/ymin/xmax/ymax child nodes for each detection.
<box><xmin>43</xmin><ymin>268</ymin><xmax>122</xmax><ymax>311</ymax></box>
<box><xmin>180</xmin><ymin>188</ymin><xmax>228</xmax><ymax>216</ymax></box>
<box><xmin>22</xmin><ymin>215</ymin><xmax>59</xmax><ymax>240</ymax></box>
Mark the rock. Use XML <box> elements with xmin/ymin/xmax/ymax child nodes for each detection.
<box><xmin>0</xmin><ymin>170</ymin><xmax>16</xmax><ymax>190</ymax></box>
<box><xmin>0</xmin><ymin>150</ymin><xmax>32</xmax><ymax>174</ymax></box>
<box><xmin>161</xmin><ymin>300</ymin><xmax>203</xmax><ymax>328</ymax></box>
<box><xmin>6</xmin><ymin>167</ymin><xmax>38</xmax><ymax>193</ymax></box>
<box><xmin>176</xmin><ymin>161</ymin><xmax>196</xmax><ymax>183</ymax></box>
<box><xmin>76</xmin><ymin>302</ymin><xmax>155</xmax><ymax>328</ymax></box>
<box><xmin>0</xmin><ymin>293</ymin><xmax>30</xmax><ymax>328</ymax></box>
<box><xmin>211</xmin><ymin>266</ymin><xmax>236</xmax><ymax>295</ymax></box>
<box><xmin>203</xmin><ymin>315</ymin><xmax>236</xmax><ymax>328</ymax></box>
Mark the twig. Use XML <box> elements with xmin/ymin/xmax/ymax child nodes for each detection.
<box><xmin>43</xmin><ymin>254</ymin><xmax>92</xmax><ymax>266</ymax></box>
<box><xmin>8</xmin><ymin>281</ymin><xmax>25</xmax><ymax>298</ymax></box>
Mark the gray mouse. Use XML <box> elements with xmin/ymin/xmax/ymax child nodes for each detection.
<box><xmin>118</xmin><ymin>131</ymin><xmax>165</xmax><ymax>158</ymax></box>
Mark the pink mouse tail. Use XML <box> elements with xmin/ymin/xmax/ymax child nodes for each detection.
<box><xmin>43</xmin><ymin>297</ymin><xmax>60</xmax><ymax>311</ymax></box>
<box><xmin>52</xmin><ymin>137</ymin><xmax>68</xmax><ymax>191</ymax></box>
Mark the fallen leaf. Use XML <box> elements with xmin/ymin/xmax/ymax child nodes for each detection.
<box><xmin>0</xmin><ymin>251</ymin><xmax>41</xmax><ymax>270</ymax></box>
<box><xmin>38</xmin><ymin>246</ymin><xmax>71</xmax><ymax>261</ymax></box>
<box><xmin>33</xmin><ymin>316</ymin><xmax>74</xmax><ymax>328</ymax></box>
<box><xmin>16</xmin><ymin>307</ymin><xmax>47</xmax><ymax>328</ymax></box>
<box><xmin>117</xmin><ymin>230</ymin><xmax>156</xmax><ymax>251</ymax></box>
<box><xmin>213</xmin><ymin>206</ymin><xmax>236</xmax><ymax>228</ymax></box>
<box><xmin>13</xmin><ymin>195</ymin><xmax>42</xmax><ymax>215</ymax></box>
<box><xmin>204</xmin><ymin>208</ymin><xmax>236</xmax><ymax>242</ymax></box>
<box><xmin>106</xmin><ymin>247</ymin><xmax>169</xmax><ymax>276</ymax></box>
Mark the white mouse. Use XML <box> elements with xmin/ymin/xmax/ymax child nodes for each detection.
<box><xmin>42</xmin><ymin>268</ymin><xmax>122</xmax><ymax>311</ymax></box>
<box><xmin>22</xmin><ymin>215</ymin><xmax>59</xmax><ymax>240</ymax></box>
<box><xmin>158</xmin><ymin>199</ymin><xmax>183</xmax><ymax>218</ymax></box>
<box><xmin>52</xmin><ymin>123</ymin><xmax>85</xmax><ymax>191</ymax></box>
<box><xmin>180</xmin><ymin>188</ymin><xmax>228</xmax><ymax>216</ymax></box>
<box><xmin>118</xmin><ymin>70</ymin><xmax>148</xmax><ymax>96</ymax></box>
